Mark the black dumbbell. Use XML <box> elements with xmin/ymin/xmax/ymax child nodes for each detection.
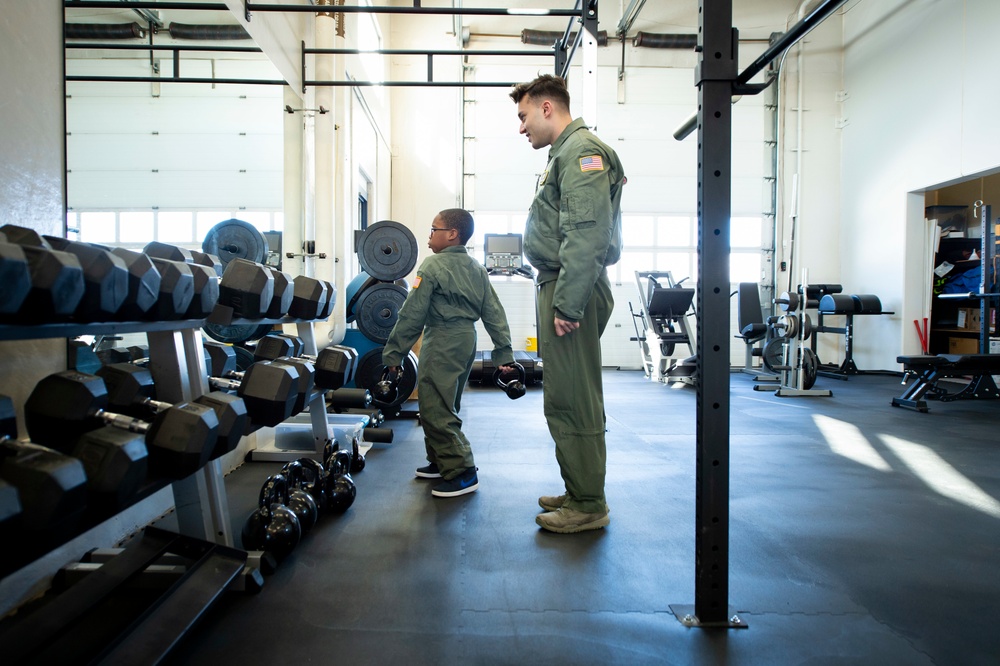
<box><xmin>143</xmin><ymin>240</ymin><xmax>222</xmax><ymax>276</ymax></box>
<box><xmin>241</xmin><ymin>473</ymin><xmax>301</xmax><ymax>560</ymax></box>
<box><xmin>288</xmin><ymin>276</ymin><xmax>330</xmax><ymax>320</ymax></box>
<box><xmin>141</xmin><ymin>251</ymin><xmax>218</xmax><ymax>319</ymax></box>
<box><xmin>103</xmin><ymin>246</ymin><xmax>162</xmax><ymax>320</ymax></box>
<box><xmin>0</xmin><ymin>225</ymin><xmax>85</xmax><ymax>322</ymax></box>
<box><xmin>24</xmin><ymin>371</ymin><xmax>219</xmax><ymax>479</ymax></box>
<box><xmin>43</xmin><ymin>236</ymin><xmax>129</xmax><ymax>322</ymax></box>
<box><xmin>217</xmin><ymin>258</ymin><xmax>275</xmax><ymax>319</ymax></box>
<box><xmin>207</xmin><ymin>359</ymin><xmax>300</xmax><ymax>428</ymax></box>
<box><xmin>0</xmin><ymin>241</ymin><xmax>32</xmax><ymax>318</ymax></box>
<box><xmin>278</xmin><ymin>460</ymin><xmax>319</xmax><ymax>532</ymax></box>
<box><xmin>494</xmin><ymin>363</ymin><xmax>527</xmax><ymax>400</ymax></box>
<box><xmin>253</xmin><ymin>335</ymin><xmax>357</xmax><ymax>391</ymax></box>
<box><xmin>266</xmin><ymin>268</ymin><xmax>295</xmax><ymax>319</ymax></box>
<box><xmin>0</xmin><ymin>394</ymin><xmax>89</xmax><ymax>534</ymax></box>
<box><xmin>97</xmin><ymin>363</ymin><xmax>248</xmax><ymax>461</ymax></box>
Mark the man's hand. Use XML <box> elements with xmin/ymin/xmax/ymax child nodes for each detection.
<box><xmin>554</xmin><ymin>316</ymin><xmax>580</xmax><ymax>337</ymax></box>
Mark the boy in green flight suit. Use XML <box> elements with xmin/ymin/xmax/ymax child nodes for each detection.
<box><xmin>381</xmin><ymin>208</ymin><xmax>515</xmax><ymax>497</ymax></box>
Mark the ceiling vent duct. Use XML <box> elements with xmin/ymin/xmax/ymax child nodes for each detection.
<box><xmin>521</xmin><ymin>29</ymin><xmax>608</xmax><ymax>47</ymax></box>
<box><xmin>633</xmin><ymin>32</ymin><xmax>697</xmax><ymax>49</ymax></box>
<box><xmin>167</xmin><ymin>23</ymin><xmax>252</xmax><ymax>41</ymax></box>
<box><xmin>65</xmin><ymin>22</ymin><xmax>147</xmax><ymax>40</ymax></box>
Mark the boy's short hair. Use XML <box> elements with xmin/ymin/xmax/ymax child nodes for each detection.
<box><xmin>438</xmin><ymin>208</ymin><xmax>474</xmax><ymax>244</ymax></box>
<box><xmin>509</xmin><ymin>74</ymin><xmax>571</xmax><ymax>111</ymax></box>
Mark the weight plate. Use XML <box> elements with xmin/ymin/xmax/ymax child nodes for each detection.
<box><xmin>233</xmin><ymin>345</ymin><xmax>256</xmax><ymax>373</ymax></box>
<box><xmin>356</xmin><ymin>283</ymin><xmax>408</xmax><ymax>343</ymax></box>
<box><xmin>355</xmin><ymin>347</ymin><xmax>418</xmax><ymax>410</ymax></box>
<box><xmin>778</xmin><ymin>291</ymin><xmax>799</xmax><ymax>312</ymax></box>
<box><xmin>203</xmin><ymin>219</ymin><xmax>268</xmax><ymax>269</ymax></box>
<box><xmin>357</xmin><ymin>220</ymin><xmax>418</xmax><ymax>282</ymax></box>
<box><xmin>203</xmin><ymin>321</ymin><xmax>273</xmax><ymax>344</ymax></box>
<box><xmin>762</xmin><ymin>337</ymin><xmax>785</xmax><ymax>374</ymax></box>
<box><xmin>345</xmin><ymin>271</ymin><xmax>379</xmax><ymax>322</ymax></box>
<box><xmin>800</xmin><ymin>347</ymin><xmax>818</xmax><ymax>390</ymax></box>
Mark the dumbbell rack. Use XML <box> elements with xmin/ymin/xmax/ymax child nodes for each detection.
<box><xmin>242</xmin><ymin>319</ymin><xmax>369</xmax><ymax>463</ymax></box>
<box><xmin>0</xmin><ymin>317</ymin><xmax>261</xmax><ymax>664</ymax></box>
<box><xmin>0</xmin><ymin>317</ymin><xmax>235</xmax><ymax>567</ymax></box>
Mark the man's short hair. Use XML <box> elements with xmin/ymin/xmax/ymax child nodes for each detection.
<box><xmin>509</xmin><ymin>74</ymin><xmax>571</xmax><ymax>111</ymax></box>
<box><xmin>438</xmin><ymin>208</ymin><xmax>474</xmax><ymax>244</ymax></box>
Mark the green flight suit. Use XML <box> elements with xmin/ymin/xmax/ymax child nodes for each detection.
<box><xmin>524</xmin><ymin>118</ymin><xmax>625</xmax><ymax>514</ymax></box>
<box><xmin>382</xmin><ymin>245</ymin><xmax>514</xmax><ymax>480</ymax></box>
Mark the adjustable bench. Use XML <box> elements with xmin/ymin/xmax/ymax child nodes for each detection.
<box><xmin>892</xmin><ymin>354</ymin><xmax>1000</xmax><ymax>412</ymax></box>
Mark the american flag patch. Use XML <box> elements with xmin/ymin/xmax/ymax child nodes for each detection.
<box><xmin>580</xmin><ymin>155</ymin><xmax>604</xmax><ymax>172</ymax></box>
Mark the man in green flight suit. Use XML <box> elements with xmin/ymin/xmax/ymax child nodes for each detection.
<box><xmin>382</xmin><ymin>208</ymin><xmax>515</xmax><ymax>498</ymax></box>
<box><xmin>510</xmin><ymin>74</ymin><xmax>625</xmax><ymax>533</ymax></box>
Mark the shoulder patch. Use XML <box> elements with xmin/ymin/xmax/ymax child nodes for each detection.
<box><xmin>412</xmin><ymin>276</ymin><xmax>422</xmax><ymax>288</ymax></box>
<box><xmin>580</xmin><ymin>155</ymin><xmax>604</xmax><ymax>172</ymax></box>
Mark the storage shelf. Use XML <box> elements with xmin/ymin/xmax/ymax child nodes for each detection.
<box><xmin>0</xmin><ymin>316</ymin><xmax>319</xmax><ymax>342</ymax></box>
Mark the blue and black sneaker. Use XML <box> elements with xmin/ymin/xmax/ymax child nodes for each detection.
<box><xmin>415</xmin><ymin>462</ymin><xmax>442</xmax><ymax>479</ymax></box>
<box><xmin>431</xmin><ymin>467</ymin><xmax>479</xmax><ymax>498</ymax></box>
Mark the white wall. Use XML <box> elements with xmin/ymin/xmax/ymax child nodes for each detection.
<box><xmin>840</xmin><ymin>0</ymin><xmax>1000</xmax><ymax>369</ymax></box>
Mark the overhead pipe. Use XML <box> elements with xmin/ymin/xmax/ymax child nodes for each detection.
<box><xmin>167</xmin><ymin>23</ymin><xmax>251</xmax><ymax>40</ymax></box>
<box><xmin>64</xmin><ymin>22</ymin><xmax>146</xmax><ymax>39</ymax></box>
<box><xmin>65</xmin><ymin>22</ymin><xmax>252</xmax><ymax>41</ymax></box>
<box><xmin>521</xmin><ymin>29</ymin><xmax>607</xmax><ymax>48</ymax></box>
<box><xmin>65</xmin><ymin>2</ymin><xmax>580</xmax><ymax>17</ymax></box>
<box><xmin>632</xmin><ymin>32</ymin><xmax>697</xmax><ymax>49</ymax></box>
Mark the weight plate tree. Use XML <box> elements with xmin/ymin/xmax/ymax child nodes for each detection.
<box><xmin>356</xmin><ymin>220</ymin><xmax>418</xmax><ymax>282</ymax></box>
<box><xmin>354</xmin><ymin>282</ymin><xmax>408</xmax><ymax>343</ymax></box>
<box><xmin>203</xmin><ymin>219</ymin><xmax>268</xmax><ymax>269</ymax></box>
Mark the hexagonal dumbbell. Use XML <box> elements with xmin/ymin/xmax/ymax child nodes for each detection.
<box><xmin>206</xmin><ymin>359</ymin><xmax>300</xmax><ymax>428</ymax></box>
<box><xmin>217</xmin><ymin>258</ymin><xmax>274</xmax><ymax>319</ymax></box>
<box><xmin>1</xmin><ymin>394</ymin><xmax>89</xmax><ymax>532</ymax></box>
<box><xmin>0</xmin><ymin>241</ymin><xmax>32</xmax><ymax>318</ymax></box>
<box><xmin>43</xmin><ymin>236</ymin><xmax>129</xmax><ymax>322</ymax></box>
<box><xmin>253</xmin><ymin>334</ymin><xmax>357</xmax><ymax>390</ymax></box>
<box><xmin>143</xmin><ymin>241</ymin><xmax>222</xmax><ymax>276</ymax></box>
<box><xmin>0</xmin><ymin>224</ymin><xmax>85</xmax><ymax>322</ymax></box>
<box><xmin>103</xmin><ymin>246</ymin><xmax>162</xmax><ymax>320</ymax></box>
<box><xmin>97</xmin><ymin>363</ymin><xmax>248</xmax><ymax>461</ymax></box>
<box><xmin>24</xmin><ymin>371</ymin><xmax>219</xmax><ymax>480</ymax></box>
<box><xmin>288</xmin><ymin>276</ymin><xmax>330</xmax><ymax>320</ymax></box>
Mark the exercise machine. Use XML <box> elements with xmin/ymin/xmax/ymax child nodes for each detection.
<box><xmin>631</xmin><ymin>271</ymin><xmax>697</xmax><ymax>386</ymax></box>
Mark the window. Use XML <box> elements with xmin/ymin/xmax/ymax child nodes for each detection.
<box><xmin>78</xmin><ymin>211</ymin><xmax>116</xmax><ymax>243</ymax></box>
<box><xmin>62</xmin><ymin>209</ymin><xmax>284</xmax><ymax>250</ymax></box>
<box><xmin>119</xmin><ymin>212</ymin><xmax>154</xmax><ymax>243</ymax></box>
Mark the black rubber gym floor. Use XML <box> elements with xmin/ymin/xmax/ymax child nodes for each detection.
<box><xmin>162</xmin><ymin>369</ymin><xmax>1000</xmax><ymax>665</ymax></box>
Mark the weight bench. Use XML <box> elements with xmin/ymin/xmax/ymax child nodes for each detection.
<box><xmin>892</xmin><ymin>354</ymin><xmax>1000</xmax><ymax>412</ymax></box>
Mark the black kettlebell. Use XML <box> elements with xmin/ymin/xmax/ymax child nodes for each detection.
<box><xmin>295</xmin><ymin>457</ymin><xmax>330</xmax><ymax>515</ymax></box>
<box><xmin>493</xmin><ymin>362</ymin><xmax>527</xmax><ymax>400</ymax></box>
<box><xmin>280</xmin><ymin>460</ymin><xmax>320</xmax><ymax>532</ymax></box>
<box><xmin>325</xmin><ymin>448</ymin><xmax>357</xmax><ymax>513</ymax></box>
<box><xmin>241</xmin><ymin>474</ymin><xmax>302</xmax><ymax>560</ymax></box>
<box><xmin>350</xmin><ymin>437</ymin><xmax>366</xmax><ymax>473</ymax></box>
<box><xmin>374</xmin><ymin>366</ymin><xmax>401</xmax><ymax>403</ymax></box>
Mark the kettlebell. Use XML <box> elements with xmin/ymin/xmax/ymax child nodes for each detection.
<box><xmin>374</xmin><ymin>366</ymin><xmax>401</xmax><ymax>404</ymax></box>
<box><xmin>241</xmin><ymin>474</ymin><xmax>302</xmax><ymax>560</ymax></box>
<box><xmin>280</xmin><ymin>460</ymin><xmax>320</xmax><ymax>532</ymax></box>
<box><xmin>350</xmin><ymin>437</ymin><xmax>366</xmax><ymax>473</ymax></box>
<box><xmin>325</xmin><ymin>448</ymin><xmax>357</xmax><ymax>513</ymax></box>
<box><xmin>493</xmin><ymin>362</ymin><xmax>527</xmax><ymax>400</ymax></box>
<box><xmin>295</xmin><ymin>457</ymin><xmax>330</xmax><ymax>515</ymax></box>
